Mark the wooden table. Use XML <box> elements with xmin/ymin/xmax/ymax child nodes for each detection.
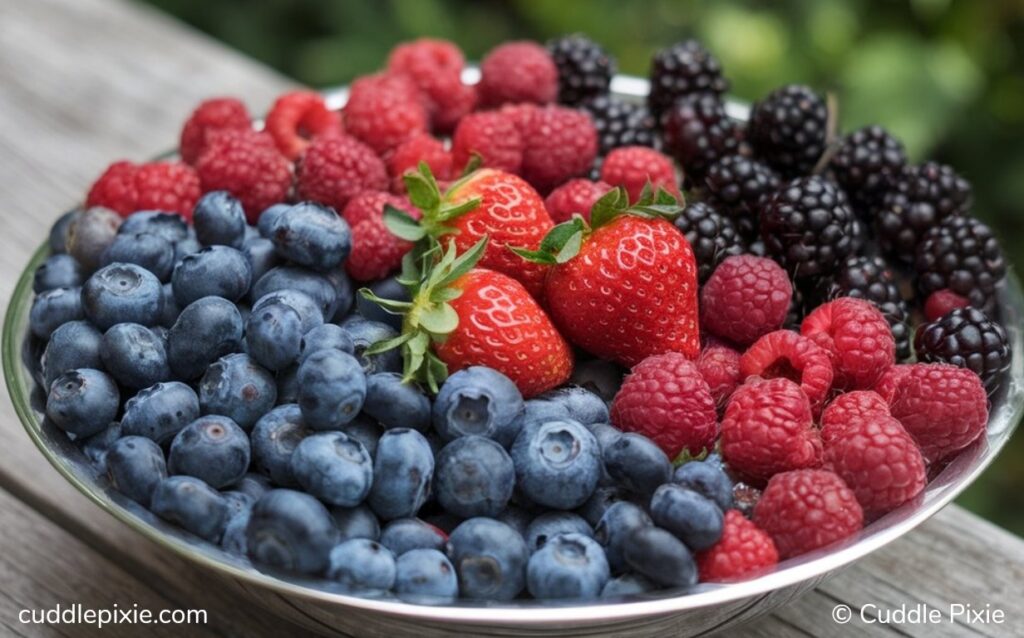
<box><xmin>1</xmin><ymin>1</ymin><xmax>1022</xmax><ymax>636</ymax></box>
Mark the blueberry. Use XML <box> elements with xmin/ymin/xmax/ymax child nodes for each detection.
<box><xmin>172</xmin><ymin>246</ymin><xmax>252</xmax><ymax>306</ymax></box>
<box><xmin>339</xmin><ymin>317</ymin><xmax>402</xmax><ymax>374</ymax></box>
<box><xmin>80</xmin><ymin>421</ymin><xmax>122</xmax><ymax>471</ymax></box>
<box><xmin>119</xmin><ymin>211</ymin><xmax>189</xmax><ymax>244</ymax></box>
<box><xmin>276</xmin><ymin>365</ymin><xmax>300</xmax><ymax>404</ymax></box>
<box><xmin>41</xmin><ymin>320</ymin><xmax>102</xmax><ymax>388</ymax></box>
<box><xmin>367</xmin><ymin>429</ymin><xmax>434</xmax><ymax>521</ymax></box>
<box><xmin>193</xmin><ymin>191</ymin><xmax>246</xmax><ymax>247</ymax></box>
<box><xmin>269</xmin><ymin>202</ymin><xmax>351</xmax><ymax>272</ymax></box>
<box><xmin>245</xmin><ymin>301</ymin><xmax>303</xmax><ymax>371</ymax></box>
<box><xmin>511</xmin><ymin>419</ymin><xmax>601</xmax><ymax>510</ymax></box>
<box><xmin>495</xmin><ymin>505</ymin><xmax>534</xmax><ymax>538</ymax></box>
<box><xmin>167</xmin><ymin>297</ymin><xmax>243</xmax><ymax>379</ymax></box>
<box><xmin>290</xmin><ymin>432</ymin><xmax>373</xmax><ymax>507</ymax></box>
<box><xmin>331</xmin><ymin>504</ymin><xmax>381</xmax><ymax>541</ymax></box>
<box><xmin>251</xmin><ymin>265</ymin><xmax>338</xmax><ymax>321</ymax></box>
<box><xmin>30</xmin><ymin>287</ymin><xmax>84</xmax><ymax>338</ymax></box>
<box><xmin>245</xmin><ymin>488</ymin><xmax>340</xmax><ymax>574</ymax></box>
<box><xmin>85</xmin><ymin>262</ymin><xmax>165</xmax><ymax>329</ymax></box>
<box><xmin>168</xmin><ymin>415</ymin><xmax>251</xmax><ymax>488</ymax></box>
<box><xmin>526</xmin><ymin>512</ymin><xmax>594</xmax><ymax>553</ymax></box>
<box><xmin>99</xmin><ymin>323</ymin><xmax>172</xmax><ymax>389</ymax></box>
<box><xmin>594</xmin><ymin>501</ymin><xmax>652</xmax><ymax>574</ymax></box>
<box><xmin>222</xmin><ymin>490</ymin><xmax>257</xmax><ymax>519</ymax></box>
<box><xmin>221</xmin><ymin>507</ymin><xmax>252</xmax><ymax>556</ymax></box>
<box><xmin>257</xmin><ymin>203</ymin><xmax>290</xmax><ymax>238</ymax></box>
<box><xmin>340</xmin><ymin>415</ymin><xmax>383</xmax><ymax>457</ymax></box>
<box><xmin>34</xmin><ymin>254</ymin><xmax>84</xmax><ymax>293</ymax></box>
<box><xmin>569</xmin><ymin>359</ymin><xmax>624</xmax><ymax>403</ymax></box>
<box><xmin>434</xmin><ymin>436</ymin><xmax>514</xmax><ymax>519</ymax></box>
<box><xmin>198</xmin><ymin>353</ymin><xmax>277</xmax><ymax>429</ymax></box>
<box><xmin>433</xmin><ymin>367</ymin><xmax>524</xmax><ymax>446</ymax></box>
<box><xmin>296</xmin><ymin>349</ymin><xmax>366</xmax><ymax>430</ymax></box>
<box><xmin>446</xmin><ymin>518</ymin><xmax>528</xmax><ymax>600</ymax></box>
<box><xmin>623</xmin><ymin>526</ymin><xmax>698</xmax><ymax>589</ymax></box>
<box><xmin>157</xmin><ymin>283</ymin><xmax>180</xmax><ymax>328</ymax></box>
<box><xmin>49</xmin><ymin>209</ymin><xmax>80</xmax><ymax>254</ymax></box>
<box><xmin>577</xmin><ymin>485</ymin><xmax>631</xmax><ymax>528</ymax></box>
<box><xmin>649</xmin><ymin>484</ymin><xmax>723</xmax><ymax>551</ymax></box>
<box><xmin>242</xmin><ymin>237</ymin><xmax>279</xmax><ymax>283</ymax></box>
<box><xmin>101</xmin><ymin>232</ymin><xmax>175</xmax><ymax>281</ymax></box>
<box><xmin>380</xmin><ymin>518</ymin><xmax>446</xmax><ymax>556</ymax></box>
<box><xmin>250</xmin><ymin>404</ymin><xmax>310</xmax><ymax>487</ymax></box>
<box><xmin>46</xmin><ymin>369</ymin><xmax>119</xmax><ymax>437</ymax></box>
<box><xmin>298</xmin><ymin>324</ymin><xmax>355</xmax><ymax>363</ymax></box>
<box><xmin>603</xmin><ymin>433</ymin><xmax>672</xmax><ymax>497</ymax></box>
<box><xmin>672</xmin><ymin>459</ymin><xmax>734</xmax><ymax>512</ymax></box>
<box><xmin>364</xmin><ymin>373</ymin><xmax>430</xmax><ymax>432</ymax></box>
<box><xmin>234</xmin><ymin>472</ymin><xmax>272</xmax><ymax>499</ymax></box>
<box><xmin>67</xmin><ymin>207</ymin><xmax>122</xmax><ymax>272</ymax></box>
<box><xmin>526</xmin><ymin>533</ymin><xmax>610</xmax><ymax>600</ymax></box>
<box><xmin>515</xmin><ymin>399</ymin><xmax>572</xmax><ymax>432</ymax></box>
<box><xmin>588</xmin><ymin>422</ymin><xmax>623</xmax><ymax>454</ymax></box>
<box><xmin>327</xmin><ymin>539</ymin><xmax>397</xmax><ymax>591</ymax></box>
<box><xmin>394</xmin><ymin>549</ymin><xmax>459</xmax><ymax>602</ymax></box>
<box><xmin>151</xmin><ymin>475</ymin><xmax>228</xmax><ymax>542</ymax></box>
<box><xmin>105</xmin><ymin>436</ymin><xmax>167</xmax><ymax>506</ymax></box>
<box><xmin>537</xmin><ymin>386</ymin><xmax>609</xmax><ymax>426</ymax></box>
<box><xmin>323</xmin><ymin>266</ymin><xmax>355</xmax><ymax>321</ymax></box>
<box><xmin>601</xmin><ymin>573</ymin><xmax>657</xmax><ymax>598</ymax></box>
<box><xmin>356</xmin><ymin>276</ymin><xmax>409</xmax><ymax>331</ymax></box>
<box><xmin>121</xmin><ymin>381</ymin><xmax>200</xmax><ymax>445</ymax></box>
<box><xmin>252</xmin><ymin>289</ymin><xmax>324</xmax><ymax>334</ymax></box>
<box><xmin>173</xmin><ymin>234</ymin><xmax>202</xmax><ymax>262</ymax></box>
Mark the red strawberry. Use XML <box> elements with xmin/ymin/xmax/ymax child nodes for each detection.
<box><xmin>360</xmin><ymin>238</ymin><xmax>572</xmax><ymax>397</ymax></box>
<box><xmin>517</xmin><ymin>187</ymin><xmax>699</xmax><ymax>367</ymax></box>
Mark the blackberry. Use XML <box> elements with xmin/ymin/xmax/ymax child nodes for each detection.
<box><xmin>580</xmin><ymin>95</ymin><xmax>659</xmax><ymax>155</ymax></box>
<box><xmin>662</xmin><ymin>93</ymin><xmax>742</xmax><ymax>180</ymax></box>
<box><xmin>829</xmin><ymin>125</ymin><xmax>907</xmax><ymax>210</ymax></box>
<box><xmin>548</xmin><ymin>34</ymin><xmax>615</xmax><ymax>106</ymax></box>
<box><xmin>648</xmin><ymin>39</ymin><xmax>729</xmax><ymax>118</ymax></box>
<box><xmin>876</xmin><ymin>162</ymin><xmax>972</xmax><ymax>263</ymax></box>
<box><xmin>826</xmin><ymin>256</ymin><xmax>913</xmax><ymax>361</ymax></box>
<box><xmin>673</xmin><ymin>202</ymin><xmax>745</xmax><ymax>283</ymax></box>
<box><xmin>703</xmin><ymin>154</ymin><xmax>780</xmax><ymax>240</ymax></box>
<box><xmin>748</xmin><ymin>85</ymin><xmax>828</xmax><ymax>177</ymax></box>
<box><xmin>915</xmin><ymin>307</ymin><xmax>1010</xmax><ymax>394</ymax></box>
<box><xmin>914</xmin><ymin>215</ymin><xmax>1005</xmax><ymax>315</ymax></box>
<box><xmin>759</xmin><ymin>176</ymin><xmax>856</xmax><ymax>279</ymax></box>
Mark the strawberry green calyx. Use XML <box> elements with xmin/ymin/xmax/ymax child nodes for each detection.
<box><xmin>382</xmin><ymin>161</ymin><xmax>482</xmax><ymax>243</ymax></box>
<box><xmin>359</xmin><ymin>236</ymin><xmax>489</xmax><ymax>393</ymax></box>
<box><xmin>513</xmin><ymin>183</ymin><xmax>685</xmax><ymax>265</ymax></box>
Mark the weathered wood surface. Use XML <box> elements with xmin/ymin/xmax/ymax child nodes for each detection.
<box><xmin>0</xmin><ymin>0</ymin><xmax>1022</xmax><ymax>636</ymax></box>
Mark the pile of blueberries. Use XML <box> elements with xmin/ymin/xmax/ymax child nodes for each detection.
<box><xmin>27</xmin><ymin>193</ymin><xmax>735</xmax><ymax>603</ymax></box>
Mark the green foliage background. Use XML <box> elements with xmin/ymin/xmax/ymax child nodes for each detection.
<box><xmin>139</xmin><ymin>0</ymin><xmax>1024</xmax><ymax>534</ymax></box>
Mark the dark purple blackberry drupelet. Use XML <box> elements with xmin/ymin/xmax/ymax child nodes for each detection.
<box><xmin>648</xmin><ymin>39</ymin><xmax>729</xmax><ymax>118</ymax></box>
<box><xmin>914</xmin><ymin>215</ymin><xmax>1006</xmax><ymax>316</ymax></box>
<box><xmin>703</xmin><ymin>154</ymin><xmax>781</xmax><ymax>240</ymax></box>
<box><xmin>827</xmin><ymin>255</ymin><xmax>913</xmax><ymax>361</ymax></box>
<box><xmin>748</xmin><ymin>84</ymin><xmax>828</xmax><ymax>177</ymax></box>
<box><xmin>580</xmin><ymin>95</ymin><xmax>660</xmax><ymax>155</ymax></box>
<box><xmin>662</xmin><ymin>93</ymin><xmax>742</xmax><ymax>180</ymax></box>
<box><xmin>915</xmin><ymin>307</ymin><xmax>1011</xmax><ymax>394</ymax></box>
<box><xmin>828</xmin><ymin>125</ymin><xmax>907</xmax><ymax>210</ymax></box>
<box><xmin>674</xmin><ymin>202</ymin><xmax>745</xmax><ymax>283</ymax></box>
<box><xmin>548</xmin><ymin>34</ymin><xmax>615</xmax><ymax>106</ymax></box>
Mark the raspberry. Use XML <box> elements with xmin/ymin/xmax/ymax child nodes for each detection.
<box><xmin>820</xmin><ymin>390</ymin><xmax>891</xmax><ymax>445</ymax></box>
<box><xmin>179</xmin><ymin>97</ymin><xmax>251</xmax><ymax>165</ymax></box>
<box><xmin>874</xmin><ymin>364</ymin><xmax>989</xmax><ymax>463</ymax></box>
<box><xmin>343</xmin><ymin>73</ymin><xmax>428</xmax><ymax>156</ymax></box>
<box><xmin>753</xmin><ymin>469</ymin><xmax>863</xmax><ymax>559</ymax></box>
<box><xmin>386</xmin><ymin>38</ymin><xmax>475</xmax><ymax>132</ymax></box>
<box><xmin>720</xmin><ymin>377</ymin><xmax>823</xmax><ymax>484</ymax></box>
<box><xmin>800</xmin><ymin>297</ymin><xmax>895</xmax><ymax>391</ymax></box>
<box><xmin>739</xmin><ymin>330</ymin><xmax>834</xmax><ymax>414</ymax></box>
<box><xmin>696</xmin><ymin>510</ymin><xmax>778</xmax><ymax>582</ymax></box>
<box><xmin>451</xmin><ymin>111</ymin><xmax>524</xmax><ymax>175</ymax></box>
<box><xmin>264</xmin><ymin>90</ymin><xmax>343</xmax><ymax>160</ymax></box>
<box><xmin>295</xmin><ymin>135</ymin><xmax>388</xmax><ymax>212</ymax></box>
<box><xmin>544</xmin><ymin>178</ymin><xmax>611</xmax><ymax>223</ymax></box>
<box><xmin>341</xmin><ymin>191</ymin><xmax>418</xmax><ymax>282</ymax></box>
<box><xmin>700</xmin><ymin>255</ymin><xmax>792</xmax><ymax>346</ymax></box>
<box><xmin>823</xmin><ymin>411</ymin><xmax>926</xmax><ymax>515</ymax></box>
<box><xmin>923</xmin><ymin>289</ymin><xmax>970</xmax><ymax>322</ymax></box>
<box><xmin>477</xmin><ymin>41</ymin><xmax>558</xmax><ymax>108</ymax></box>
<box><xmin>195</xmin><ymin>130</ymin><xmax>291</xmax><ymax>223</ymax></box>
<box><xmin>86</xmin><ymin>160</ymin><xmax>201</xmax><ymax>220</ymax></box>
<box><xmin>599</xmin><ymin>146</ymin><xmax>680</xmax><ymax>203</ymax></box>
<box><xmin>697</xmin><ymin>339</ymin><xmax>742</xmax><ymax>411</ymax></box>
<box><xmin>517</xmin><ymin>105</ymin><xmax>598</xmax><ymax>194</ymax></box>
<box><xmin>610</xmin><ymin>352</ymin><xmax>719</xmax><ymax>459</ymax></box>
<box><xmin>387</xmin><ymin>134</ymin><xmax>453</xmax><ymax>192</ymax></box>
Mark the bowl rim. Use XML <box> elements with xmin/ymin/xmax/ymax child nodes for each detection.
<box><xmin>4</xmin><ymin>73</ymin><xmax>1023</xmax><ymax>627</ymax></box>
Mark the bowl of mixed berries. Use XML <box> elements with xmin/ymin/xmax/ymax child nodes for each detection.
<box><xmin>4</xmin><ymin>34</ymin><xmax>1021</xmax><ymax>637</ymax></box>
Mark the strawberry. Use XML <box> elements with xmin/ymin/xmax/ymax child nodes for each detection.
<box><xmin>386</xmin><ymin>165</ymin><xmax>553</xmax><ymax>299</ymax></box>
<box><xmin>360</xmin><ymin>238</ymin><xmax>573</xmax><ymax>398</ymax></box>
<box><xmin>515</xmin><ymin>187</ymin><xmax>699</xmax><ymax>367</ymax></box>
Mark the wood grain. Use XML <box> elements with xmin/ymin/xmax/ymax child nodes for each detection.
<box><xmin>0</xmin><ymin>0</ymin><xmax>1022</xmax><ymax>637</ymax></box>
